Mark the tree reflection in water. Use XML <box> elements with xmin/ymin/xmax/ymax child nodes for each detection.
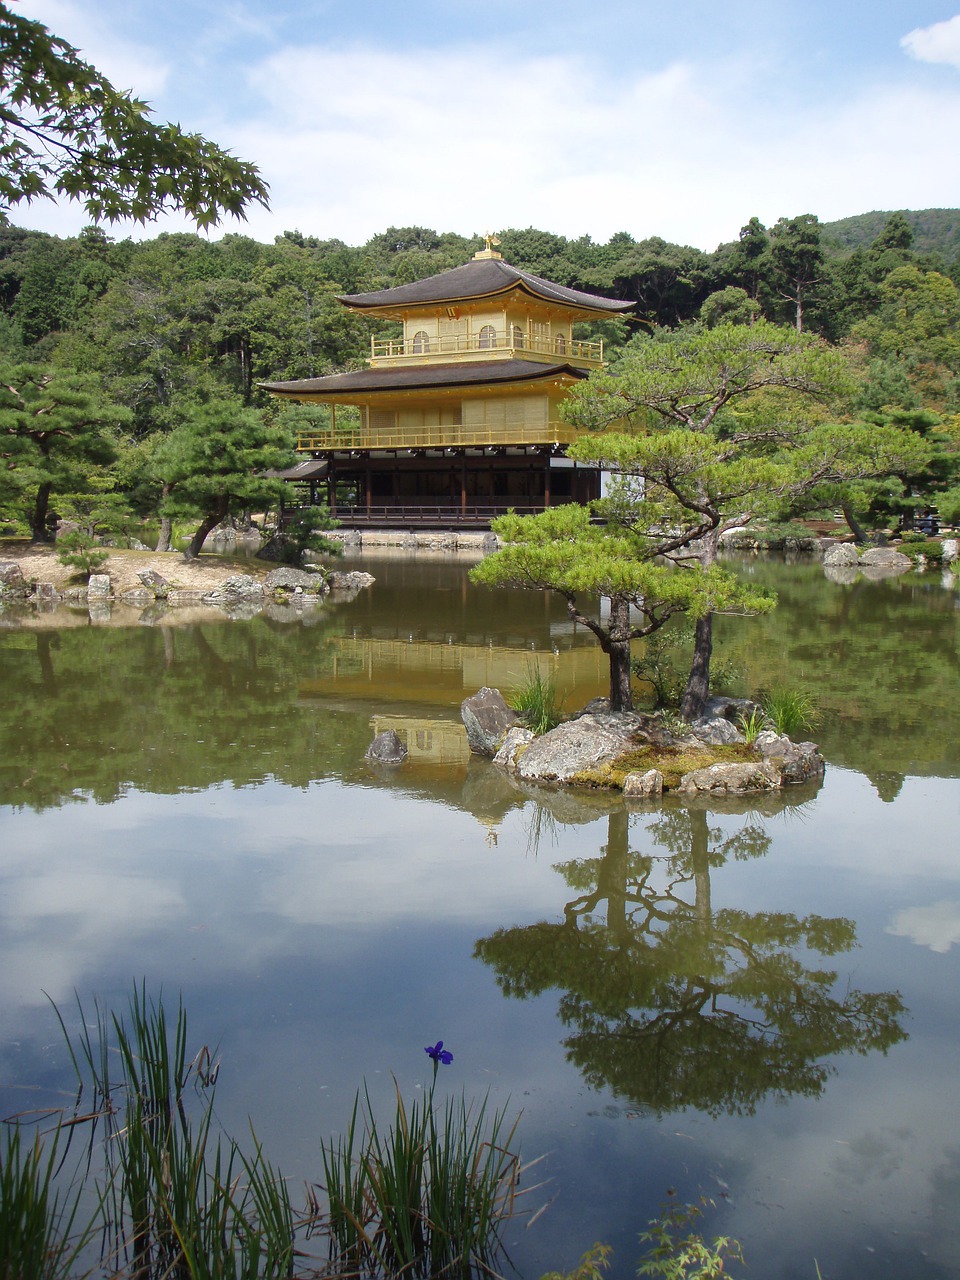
<box><xmin>475</xmin><ymin>804</ymin><xmax>906</xmax><ymax>1117</ymax></box>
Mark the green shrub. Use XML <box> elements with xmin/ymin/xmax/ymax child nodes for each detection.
<box><xmin>55</xmin><ymin>530</ymin><xmax>109</xmax><ymax>577</ymax></box>
<box><xmin>262</xmin><ymin>506</ymin><xmax>342</xmax><ymax>565</ymax></box>
<box><xmin>900</xmin><ymin>538</ymin><xmax>944</xmax><ymax>565</ymax></box>
<box><xmin>637</xmin><ymin>1198</ymin><xmax>744</xmax><ymax>1279</ymax></box>
<box><xmin>632</xmin><ymin>624</ymin><xmax>741</xmax><ymax>711</ymax></box>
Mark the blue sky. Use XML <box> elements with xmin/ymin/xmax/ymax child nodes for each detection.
<box><xmin>13</xmin><ymin>0</ymin><xmax>960</xmax><ymax>250</ymax></box>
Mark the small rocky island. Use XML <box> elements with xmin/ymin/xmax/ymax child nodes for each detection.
<box><xmin>460</xmin><ymin>687</ymin><xmax>824</xmax><ymax>797</ymax></box>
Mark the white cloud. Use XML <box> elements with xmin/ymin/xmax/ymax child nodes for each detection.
<box><xmin>225</xmin><ymin>42</ymin><xmax>960</xmax><ymax>250</ymax></box>
<box><xmin>888</xmin><ymin>900</ymin><xmax>960</xmax><ymax>953</ymax></box>
<box><xmin>901</xmin><ymin>14</ymin><xmax>960</xmax><ymax>70</ymax></box>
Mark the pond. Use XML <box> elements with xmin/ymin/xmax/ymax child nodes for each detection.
<box><xmin>1</xmin><ymin>552</ymin><xmax>958</xmax><ymax>1280</ymax></box>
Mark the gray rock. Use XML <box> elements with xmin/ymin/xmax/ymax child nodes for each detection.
<box><xmin>492</xmin><ymin>726</ymin><xmax>535</xmax><ymax>771</ymax></box>
<box><xmin>0</xmin><ymin>562</ymin><xmax>29</xmax><ymax>596</ymax></box>
<box><xmin>691</xmin><ymin>716</ymin><xmax>746</xmax><ymax>745</ymax></box>
<box><xmin>87</xmin><ymin>574</ymin><xmax>111</xmax><ymax>597</ymax></box>
<box><xmin>623</xmin><ymin>768</ymin><xmax>663</xmax><ymax>796</ymax></box>
<box><xmin>823</xmin><ymin>543</ymin><xmax>860</xmax><ymax>567</ymax></box>
<box><xmin>218</xmin><ymin>574</ymin><xmax>264</xmax><ymax>598</ymax></box>
<box><xmin>138</xmin><ymin>568</ymin><xmax>171</xmax><ymax>596</ymax></box>
<box><xmin>327</xmin><ymin>571</ymin><xmax>375</xmax><ymax>593</ymax></box>
<box><xmin>205</xmin><ymin>525</ymin><xmax>237</xmax><ymax>550</ymax></box>
<box><xmin>461</xmin><ymin>687</ymin><xmax>520</xmax><ymax>757</ymax></box>
<box><xmin>700</xmin><ymin>694</ymin><xmax>761</xmax><ymax>724</ymax></box>
<box><xmin>365</xmin><ymin>729</ymin><xmax>407</xmax><ymax>765</ymax></box>
<box><xmin>120</xmin><ymin>588</ymin><xmax>155</xmax><ymax>605</ymax></box>
<box><xmin>263</xmin><ymin>566</ymin><xmax>327</xmax><ymax>594</ymax></box>
<box><xmin>514</xmin><ymin>713</ymin><xmax>642</xmax><ymax>784</ymax></box>
<box><xmin>575</xmin><ymin>696</ymin><xmax>611</xmax><ymax>718</ymax></box>
<box><xmin>860</xmin><ymin>547</ymin><xmax>913</xmax><ymax>570</ymax></box>
<box><xmin>941</xmin><ymin>538</ymin><xmax>958</xmax><ymax>563</ymax></box>
<box><xmin>678</xmin><ymin>760</ymin><xmax>781</xmax><ymax>795</ymax></box>
<box><xmin>757</xmin><ymin>734</ymin><xmax>825</xmax><ymax>784</ymax></box>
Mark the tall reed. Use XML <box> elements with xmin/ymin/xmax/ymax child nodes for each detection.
<box><xmin>49</xmin><ymin>983</ymin><xmax>295</xmax><ymax>1279</ymax></box>
<box><xmin>0</xmin><ymin>1124</ymin><xmax>94</xmax><ymax>1280</ymax></box>
<box><xmin>317</xmin><ymin>1079</ymin><xmax>521</xmax><ymax>1277</ymax></box>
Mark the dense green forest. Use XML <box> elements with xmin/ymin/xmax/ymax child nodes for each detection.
<box><xmin>1</xmin><ymin>207</ymin><xmax>958</xmax><ymax>541</ymax></box>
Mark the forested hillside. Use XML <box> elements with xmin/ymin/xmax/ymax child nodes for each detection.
<box><xmin>822</xmin><ymin>208</ymin><xmax>960</xmax><ymax>259</ymax></box>
<box><xmin>1</xmin><ymin>208</ymin><xmax>958</xmax><ymax>542</ymax></box>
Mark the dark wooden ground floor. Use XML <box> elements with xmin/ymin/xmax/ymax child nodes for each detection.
<box><xmin>282</xmin><ymin>447</ymin><xmax>600</xmax><ymax>528</ymax></box>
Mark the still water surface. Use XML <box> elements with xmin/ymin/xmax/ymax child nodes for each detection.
<box><xmin>1</xmin><ymin>553</ymin><xmax>958</xmax><ymax>1279</ymax></box>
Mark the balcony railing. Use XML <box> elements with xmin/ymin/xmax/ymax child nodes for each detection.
<box><xmin>285</xmin><ymin>501</ymin><xmax>570</xmax><ymax>528</ymax></box>
<box><xmin>370</xmin><ymin>331</ymin><xmax>603</xmax><ymax>364</ymax></box>
<box><xmin>296</xmin><ymin>420</ymin><xmax>577</xmax><ymax>452</ymax></box>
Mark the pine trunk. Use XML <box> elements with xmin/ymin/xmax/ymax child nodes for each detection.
<box><xmin>841</xmin><ymin>503</ymin><xmax>867</xmax><ymax>543</ymax></box>
<box><xmin>183</xmin><ymin>499</ymin><xmax>228</xmax><ymax>560</ymax></box>
<box><xmin>606</xmin><ymin>596</ymin><xmax>634</xmax><ymax>713</ymax></box>
<box><xmin>30</xmin><ymin>482</ymin><xmax>53</xmax><ymax>543</ymax></box>
<box><xmin>681</xmin><ymin>613</ymin><xmax>713</xmax><ymax>721</ymax></box>
<box><xmin>155</xmin><ymin>482</ymin><xmax>174</xmax><ymax>552</ymax></box>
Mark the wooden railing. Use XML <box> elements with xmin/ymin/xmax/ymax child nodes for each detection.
<box><xmin>370</xmin><ymin>331</ymin><xmax>603</xmax><ymax>364</ymax></box>
<box><xmin>287</xmin><ymin>501</ymin><xmax>562</xmax><ymax>527</ymax></box>
<box><xmin>296</xmin><ymin>420</ymin><xmax>577</xmax><ymax>452</ymax></box>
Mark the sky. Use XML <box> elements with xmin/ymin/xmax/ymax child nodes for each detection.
<box><xmin>10</xmin><ymin>0</ymin><xmax>960</xmax><ymax>251</ymax></box>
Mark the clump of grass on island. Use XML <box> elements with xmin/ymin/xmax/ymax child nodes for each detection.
<box><xmin>759</xmin><ymin>688</ymin><xmax>821</xmax><ymax>737</ymax></box>
<box><xmin>509</xmin><ymin>663</ymin><xmax>565</xmax><ymax>735</ymax></box>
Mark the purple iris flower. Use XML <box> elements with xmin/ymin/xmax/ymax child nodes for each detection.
<box><xmin>425</xmin><ymin>1040</ymin><xmax>453</xmax><ymax>1066</ymax></box>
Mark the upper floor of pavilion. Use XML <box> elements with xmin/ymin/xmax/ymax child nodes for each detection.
<box><xmin>338</xmin><ymin>237</ymin><xmax>633</xmax><ymax>372</ymax></box>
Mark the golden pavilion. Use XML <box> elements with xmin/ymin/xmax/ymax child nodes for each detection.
<box><xmin>261</xmin><ymin>237</ymin><xmax>632</xmax><ymax>527</ymax></box>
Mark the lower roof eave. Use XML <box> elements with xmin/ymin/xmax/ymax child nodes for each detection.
<box><xmin>260</xmin><ymin>359</ymin><xmax>589</xmax><ymax>400</ymax></box>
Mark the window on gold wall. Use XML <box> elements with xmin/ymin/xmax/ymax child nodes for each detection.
<box><xmin>478</xmin><ymin>324</ymin><xmax>497</xmax><ymax>349</ymax></box>
<box><xmin>512</xmin><ymin>324</ymin><xmax>524</xmax><ymax>348</ymax></box>
<box><xmin>412</xmin><ymin>330</ymin><xmax>430</xmax><ymax>353</ymax></box>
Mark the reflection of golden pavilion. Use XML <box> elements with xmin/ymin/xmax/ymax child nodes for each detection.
<box><xmin>371</xmin><ymin>715</ymin><xmax>471</xmax><ymax>767</ymax></box>
<box><xmin>300</xmin><ymin>636</ymin><xmax>607</xmax><ymax>707</ymax></box>
<box><xmin>261</xmin><ymin>237</ymin><xmax>632</xmax><ymax>527</ymax></box>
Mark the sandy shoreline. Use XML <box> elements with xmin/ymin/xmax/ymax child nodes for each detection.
<box><xmin>1</xmin><ymin>543</ymin><xmax>278</xmax><ymax>596</ymax></box>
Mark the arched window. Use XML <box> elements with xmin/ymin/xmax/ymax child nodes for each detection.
<box><xmin>512</xmin><ymin>324</ymin><xmax>524</xmax><ymax>349</ymax></box>
<box><xmin>554</xmin><ymin>332</ymin><xmax>567</xmax><ymax>354</ymax></box>
<box><xmin>478</xmin><ymin>324</ymin><xmax>497</xmax><ymax>349</ymax></box>
<box><xmin>412</xmin><ymin>330</ymin><xmax>430</xmax><ymax>354</ymax></box>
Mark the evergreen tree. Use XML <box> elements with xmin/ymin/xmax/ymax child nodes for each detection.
<box><xmin>154</xmin><ymin>402</ymin><xmax>295</xmax><ymax>558</ymax></box>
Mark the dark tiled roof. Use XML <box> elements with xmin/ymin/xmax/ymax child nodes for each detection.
<box><xmin>337</xmin><ymin>258</ymin><xmax>633</xmax><ymax>314</ymax></box>
<box><xmin>261</xmin><ymin>360</ymin><xmax>589</xmax><ymax>398</ymax></box>
<box><xmin>263</xmin><ymin>459</ymin><xmax>329</xmax><ymax>479</ymax></box>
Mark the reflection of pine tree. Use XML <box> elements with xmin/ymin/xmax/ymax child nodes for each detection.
<box><xmin>0</xmin><ymin>616</ymin><xmax>366</xmax><ymax>809</ymax></box>
<box><xmin>475</xmin><ymin>809</ymin><xmax>906</xmax><ymax>1117</ymax></box>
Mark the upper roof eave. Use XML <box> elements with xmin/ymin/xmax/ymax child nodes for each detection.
<box><xmin>337</xmin><ymin>257</ymin><xmax>633</xmax><ymax>317</ymax></box>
